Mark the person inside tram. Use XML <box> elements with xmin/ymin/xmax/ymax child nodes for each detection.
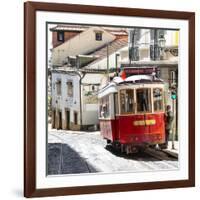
<box><xmin>126</xmin><ymin>91</ymin><xmax>133</xmax><ymax>112</ymax></box>
<box><xmin>137</xmin><ymin>90</ymin><xmax>148</xmax><ymax>112</ymax></box>
<box><xmin>141</xmin><ymin>92</ymin><xmax>148</xmax><ymax>111</ymax></box>
<box><xmin>100</xmin><ymin>104</ymin><xmax>107</xmax><ymax>118</ymax></box>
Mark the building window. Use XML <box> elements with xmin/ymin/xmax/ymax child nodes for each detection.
<box><xmin>129</xmin><ymin>29</ymin><xmax>141</xmax><ymax>44</ymax></box>
<box><xmin>67</xmin><ymin>81</ymin><xmax>73</xmax><ymax>97</ymax></box>
<box><xmin>95</xmin><ymin>32</ymin><xmax>102</xmax><ymax>41</ymax></box>
<box><xmin>74</xmin><ymin>111</ymin><xmax>78</xmax><ymax>125</ymax></box>
<box><xmin>153</xmin><ymin>88</ymin><xmax>163</xmax><ymax>112</ymax></box>
<box><xmin>150</xmin><ymin>44</ymin><xmax>160</xmax><ymax>60</ymax></box>
<box><xmin>120</xmin><ymin>89</ymin><xmax>134</xmax><ymax>114</ymax></box>
<box><xmin>133</xmin><ymin>47</ymin><xmax>139</xmax><ymax>61</ymax></box>
<box><xmin>150</xmin><ymin>29</ymin><xmax>166</xmax><ymax>60</ymax></box>
<box><xmin>129</xmin><ymin>46</ymin><xmax>139</xmax><ymax>61</ymax></box>
<box><xmin>92</xmin><ymin>85</ymin><xmax>95</xmax><ymax>91</ymax></box>
<box><xmin>56</xmin><ymin>80</ymin><xmax>61</xmax><ymax>96</ymax></box>
<box><xmin>150</xmin><ymin>29</ymin><xmax>159</xmax><ymax>60</ymax></box>
<box><xmin>156</xmin><ymin>68</ymin><xmax>161</xmax><ymax>78</ymax></box>
<box><xmin>129</xmin><ymin>29</ymin><xmax>141</xmax><ymax>61</ymax></box>
<box><xmin>136</xmin><ymin>88</ymin><xmax>151</xmax><ymax>113</ymax></box>
<box><xmin>57</xmin><ymin>31</ymin><xmax>64</xmax><ymax>42</ymax></box>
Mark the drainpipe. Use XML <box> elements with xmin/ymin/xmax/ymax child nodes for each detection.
<box><xmin>79</xmin><ymin>72</ymin><xmax>86</xmax><ymax>130</ymax></box>
<box><xmin>75</xmin><ymin>56</ymin><xmax>86</xmax><ymax>130</ymax></box>
<box><xmin>66</xmin><ymin>55</ymin><xmax>85</xmax><ymax>130</ymax></box>
<box><xmin>65</xmin><ymin>71</ymin><xmax>85</xmax><ymax>130</ymax></box>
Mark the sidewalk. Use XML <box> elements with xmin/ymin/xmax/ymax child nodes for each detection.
<box><xmin>163</xmin><ymin>141</ymin><xmax>179</xmax><ymax>157</ymax></box>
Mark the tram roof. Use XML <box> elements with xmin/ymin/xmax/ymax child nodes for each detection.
<box><xmin>98</xmin><ymin>75</ymin><xmax>164</xmax><ymax>98</ymax></box>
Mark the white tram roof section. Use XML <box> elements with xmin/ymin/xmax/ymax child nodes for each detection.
<box><xmin>98</xmin><ymin>75</ymin><xmax>164</xmax><ymax>98</ymax></box>
<box><xmin>113</xmin><ymin>75</ymin><xmax>162</xmax><ymax>83</ymax></box>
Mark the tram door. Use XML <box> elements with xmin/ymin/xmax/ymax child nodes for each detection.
<box><xmin>150</xmin><ymin>88</ymin><xmax>165</xmax><ymax>136</ymax></box>
<box><xmin>135</xmin><ymin>88</ymin><xmax>152</xmax><ymax>134</ymax></box>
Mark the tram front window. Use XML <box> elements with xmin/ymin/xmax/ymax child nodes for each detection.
<box><xmin>136</xmin><ymin>88</ymin><xmax>151</xmax><ymax>113</ymax></box>
<box><xmin>99</xmin><ymin>95</ymin><xmax>110</xmax><ymax>118</ymax></box>
<box><xmin>120</xmin><ymin>89</ymin><xmax>134</xmax><ymax>114</ymax></box>
<box><xmin>153</xmin><ymin>88</ymin><xmax>163</xmax><ymax>111</ymax></box>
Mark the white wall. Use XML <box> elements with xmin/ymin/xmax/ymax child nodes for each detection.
<box><xmin>82</xmin><ymin>73</ymin><xmax>105</xmax><ymax>125</ymax></box>
<box><xmin>52</xmin><ymin>72</ymin><xmax>80</xmax><ymax>123</ymax></box>
<box><xmin>52</xmin><ymin>26</ymin><xmax>116</xmax><ymax>66</ymax></box>
<box><xmin>82</xmin><ymin>108</ymin><xmax>99</xmax><ymax>125</ymax></box>
<box><xmin>88</xmin><ymin>48</ymin><xmax>124</xmax><ymax>70</ymax></box>
<box><xmin>1</xmin><ymin>0</ymin><xmax>199</xmax><ymax>200</ymax></box>
<box><xmin>165</xmin><ymin>30</ymin><xmax>179</xmax><ymax>46</ymax></box>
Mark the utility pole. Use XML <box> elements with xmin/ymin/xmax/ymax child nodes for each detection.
<box><xmin>171</xmin><ymin>87</ymin><xmax>177</xmax><ymax>150</ymax></box>
<box><xmin>129</xmin><ymin>29</ymin><xmax>135</xmax><ymax>66</ymax></box>
<box><xmin>154</xmin><ymin>29</ymin><xmax>158</xmax><ymax>61</ymax></box>
<box><xmin>115</xmin><ymin>53</ymin><xmax>119</xmax><ymax>76</ymax></box>
<box><xmin>172</xmin><ymin>99</ymin><xmax>175</xmax><ymax>149</ymax></box>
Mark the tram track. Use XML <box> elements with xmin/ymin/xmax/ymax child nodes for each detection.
<box><xmin>105</xmin><ymin>143</ymin><xmax>178</xmax><ymax>161</ymax></box>
<box><xmin>132</xmin><ymin>148</ymin><xmax>179</xmax><ymax>170</ymax></box>
<box><xmin>144</xmin><ymin>147</ymin><xmax>178</xmax><ymax>161</ymax></box>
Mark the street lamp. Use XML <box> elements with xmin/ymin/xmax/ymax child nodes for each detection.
<box><xmin>158</xmin><ymin>35</ymin><xmax>166</xmax><ymax>60</ymax></box>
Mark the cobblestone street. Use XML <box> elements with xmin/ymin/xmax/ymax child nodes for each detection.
<box><xmin>48</xmin><ymin>129</ymin><xmax>179</xmax><ymax>175</ymax></box>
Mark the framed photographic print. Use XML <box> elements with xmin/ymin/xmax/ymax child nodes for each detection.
<box><xmin>24</xmin><ymin>1</ymin><xmax>195</xmax><ymax>197</ymax></box>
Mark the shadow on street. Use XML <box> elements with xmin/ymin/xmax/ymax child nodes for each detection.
<box><xmin>48</xmin><ymin>143</ymin><xmax>98</xmax><ymax>175</ymax></box>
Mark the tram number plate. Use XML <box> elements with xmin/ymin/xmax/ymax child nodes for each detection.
<box><xmin>133</xmin><ymin>119</ymin><xmax>156</xmax><ymax>126</ymax></box>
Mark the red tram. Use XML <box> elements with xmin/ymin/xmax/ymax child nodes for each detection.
<box><xmin>98</xmin><ymin>75</ymin><xmax>166</xmax><ymax>154</ymax></box>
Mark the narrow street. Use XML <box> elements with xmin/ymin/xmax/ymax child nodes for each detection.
<box><xmin>48</xmin><ymin>129</ymin><xmax>179</xmax><ymax>175</ymax></box>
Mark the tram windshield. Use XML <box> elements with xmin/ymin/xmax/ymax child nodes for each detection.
<box><xmin>136</xmin><ymin>88</ymin><xmax>151</xmax><ymax>113</ymax></box>
<box><xmin>120</xmin><ymin>89</ymin><xmax>134</xmax><ymax>114</ymax></box>
<box><xmin>99</xmin><ymin>95</ymin><xmax>110</xmax><ymax>118</ymax></box>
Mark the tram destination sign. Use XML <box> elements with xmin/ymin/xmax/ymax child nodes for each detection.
<box><xmin>123</xmin><ymin>67</ymin><xmax>156</xmax><ymax>76</ymax></box>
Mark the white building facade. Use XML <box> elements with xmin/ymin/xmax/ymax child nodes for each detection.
<box><xmin>51</xmin><ymin>71</ymin><xmax>80</xmax><ymax>130</ymax></box>
<box><xmin>51</xmin><ymin>70</ymin><xmax>107</xmax><ymax>130</ymax></box>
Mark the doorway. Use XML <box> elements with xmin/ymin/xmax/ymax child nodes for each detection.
<box><xmin>58</xmin><ymin>111</ymin><xmax>62</xmax><ymax>129</ymax></box>
<box><xmin>51</xmin><ymin>110</ymin><xmax>55</xmax><ymax>128</ymax></box>
<box><xmin>65</xmin><ymin>109</ymin><xmax>70</xmax><ymax>130</ymax></box>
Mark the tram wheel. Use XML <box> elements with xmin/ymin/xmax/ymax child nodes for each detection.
<box><xmin>138</xmin><ymin>147</ymin><xmax>145</xmax><ymax>153</ymax></box>
<box><xmin>106</xmin><ymin>139</ymin><xmax>111</xmax><ymax>144</ymax></box>
<box><xmin>159</xmin><ymin>143</ymin><xmax>168</xmax><ymax>150</ymax></box>
<box><xmin>149</xmin><ymin>144</ymin><xmax>157</xmax><ymax>149</ymax></box>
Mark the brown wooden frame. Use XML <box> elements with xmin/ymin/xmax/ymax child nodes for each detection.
<box><xmin>24</xmin><ymin>1</ymin><xmax>195</xmax><ymax>197</ymax></box>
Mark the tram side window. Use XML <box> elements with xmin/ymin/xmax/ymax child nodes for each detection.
<box><xmin>136</xmin><ymin>88</ymin><xmax>151</xmax><ymax>113</ymax></box>
<box><xmin>99</xmin><ymin>99</ymin><xmax>102</xmax><ymax>118</ymax></box>
<box><xmin>100</xmin><ymin>95</ymin><xmax>110</xmax><ymax>118</ymax></box>
<box><xmin>153</xmin><ymin>88</ymin><xmax>163</xmax><ymax>111</ymax></box>
<box><xmin>120</xmin><ymin>91</ymin><xmax>125</xmax><ymax>113</ymax></box>
<box><xmin>120</xmin><ymin>89</ymin><xmax>134</xmax><ymax>114</ymax></box>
